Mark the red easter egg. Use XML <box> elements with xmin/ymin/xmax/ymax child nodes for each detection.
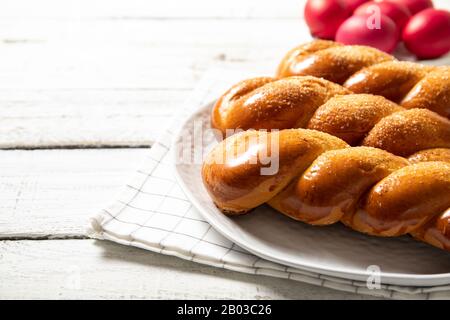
<box><xmin>403</xmin><ymin>8</ymin><xmax>450</xmax><ymax>59</ymax></box>
<box><xmin>387</xmin><ymin>0</ymin><xmax>433</xmax><ymax>15</ymax></box>
<box><xmin>355</xmin><ymin>1</ymin><xmax>411</xmax><ymax>32</ymax></box>
<box><xmin>336</xmin><ymin>13</ymin><xmax>399</xmax><ymax>53</ymax></box>
<box><xmin>304</xmin><ymin>0</ymin><xmax>351</xmax><ymax>39</ymax></box>
<box><xmin>344</xmin><ymin>0</ymin><xmax>370</xmax><ymax>12</ymax></box>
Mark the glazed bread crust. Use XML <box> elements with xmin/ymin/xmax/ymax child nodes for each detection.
<box><xmin>202</xmin><ymin>129</ymin><xmax>450</xmax><ymax>252</ymax></box>
<box><xmin>205</xmin><ymin>41</ymin><xmax>450</xmax><ymax>253</ymax></box>
<box><xmin>212</xmin><ymin>76</ymin><xmax>450</xmax><ymax>157</ymax></box>
<box><xmin>277</xmin><ymin>40</ymin><xmax>450</xmax><ymax>118</ymax></box>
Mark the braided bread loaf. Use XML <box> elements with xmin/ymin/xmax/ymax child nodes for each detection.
<box><xmin>212</xmin><ymin>76</ymin><xmax>450</xmax><ymax>156</ymax></box>
<box><xmin>202</xmin><ymin>129</ymin><xmax>450</xmax><ymax>251</ymax></box>
<box><xmin>277</xmin><ymin>40</ymin><xmax>450</xmax><ymax>118</ymax></box>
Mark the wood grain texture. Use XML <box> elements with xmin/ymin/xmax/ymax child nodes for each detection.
<box><xmin>0</xmin><ymin>88</ymin><xmax>188</xmax><ymax>148</ymax></box>
<box><xmin>0</xmin><ymin>0</ymin><xmax>302</xmax><ymax>19</ymax></box>
<box><xmin>0</xmin><ymin>1</ymin><xmax>310</xmax><ymax>147</ymax></box>
<box><xmin>0</xmin><ymin>239</ymin><xmax>380</xmax><ymax>299</ymax></box>
<box><xmin>0</xmin><ymin>148</ymin><xmax>147</xmax><ymax>238</ymax></box>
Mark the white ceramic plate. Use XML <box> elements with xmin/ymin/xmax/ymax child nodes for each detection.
<box><xmin>172</xmin><ymin>101</ymin><xmax>450</xmax><ymax>287</ymax></box>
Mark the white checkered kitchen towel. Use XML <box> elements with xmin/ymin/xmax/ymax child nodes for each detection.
<box><xmin>88</xmin><ymin>67</ymin><xmax>450</xmax><ymax>300</ymax></box>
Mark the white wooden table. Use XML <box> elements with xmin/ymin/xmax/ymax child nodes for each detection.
<box><xmin>3</xmin><ymin>0</ymin><xmax>446</xmax><ymax>300</ymax></box>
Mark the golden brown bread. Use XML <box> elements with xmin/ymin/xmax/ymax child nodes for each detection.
<box><xmin>277</xmin><ymin>40</ymin><xmax>450</xmax><ymax>118</ymax></box>
<box><xmin>212</xmin><ymin>76</ymin><xmax>450</xmax><ymax>156</ymax></box>
<box><xmin>408</xmin><ymin>148</ymin><xmax>450</xmax><ymax>163</ymax></box>
<box><xmin>212</xmin><ymin>76</ymin><xmax>350</xmax><ymax>134</ymax></box>
<box><xmin>362</xmin><ymin>109</ymin><xmax>450</xmax><ymax>156</ymax></box>
<box><xmin>202</xmin><ymin>129</ymin><xmax>348</xmax><ymax>213</ymax></box>
<box><xmin>276</xmin><ymin>40</ymin><xmax>343</xmax><ymax>77</ymax></box>
<box><xmin>205</xmin><ymin>40</ymin><xmax>450</xmax><ymax>251</ymax></box>
<box><xmin>202</xmin><ymin>129</ymin><xmax>450</xmax><ymax>251</ymax></box>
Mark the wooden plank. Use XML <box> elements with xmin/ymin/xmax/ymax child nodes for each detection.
<box><xmin>0</xmin><ymin>0</ymin><xmax>304</xmax><ymax>19</ymax></box>
<box><xmin>0</xmin><ymin>19</ymin><xmax>306</xmax><ymax>49</ymax></box>
<box><xmin>0</xmin><ymin>44</ymin><xmax>287</xmax><ymax>90</ymax></box>
<box><xmin>0</xmin><ymin>18</ymin><xmax>309</xmax><ymax>146</ymax></box>
<box><xmin>0</xmin><ymin>88</ymin><xmax>189</xmax><ymax>148</ymax></box>
<box><xmin>0</xmin><ymin>239</ymin><xmax>378</xmax><ymax>299</ymax></box>
<box><xmin>0</xmin><ymin>46</ymin><xmax>200</xmax><ymax>89</ymax></box>
<box><xmin>0</xmin><ymin>148</ymin><xmax>148</xmax><ymax>238</ymax></box>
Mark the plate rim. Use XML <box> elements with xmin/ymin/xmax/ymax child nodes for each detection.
<box><xmin>171</xmin><ymin>100</ymin><xmax>450</xmax><ymax>286</ymax></box>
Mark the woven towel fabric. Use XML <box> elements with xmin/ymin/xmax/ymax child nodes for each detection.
<box><xmin>88</xmin><ymin>67</ymin><xmax>450</xmax><ymax>300</ymax></box>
